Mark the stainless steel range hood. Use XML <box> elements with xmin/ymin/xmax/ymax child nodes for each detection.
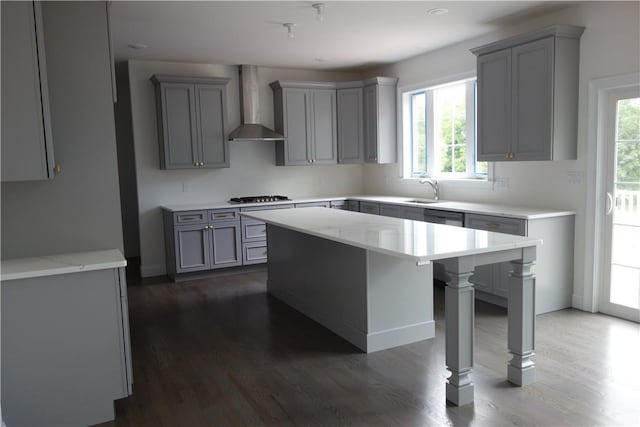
<box><xmin>228</xmin><ymin>65</ymin><xmax>284</xmax><ymax>141</ymax></box>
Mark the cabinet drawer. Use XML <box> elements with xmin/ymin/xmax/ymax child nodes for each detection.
<box><xmin>243</xmin><ymin>241</ymin><xmax>268</xmax><ymax>265</ymax></box>
<box><xmin>295</xmin><ymin>201</ymin><xmax>330</xmax><ymax>208</ymax></box>
<box><xmin>330</xmin><ymin>200</ymin><xmax>347</xmax><ymax>209</ymax></box>
<box><xmin>173</xmin><ymin>210</ymin><xmax>207</xmax><ymax>225</ymax></box>
<box><xmin>345</xmin><ymin>200</ymin><xmax>360</xmax><ymax>211</ymax></box>
<box><xmin>464</xmin><ymin>213</ymin><xmax>526</xmax><ymax>236</ymax></box>
<box><xmin>241</xmin><ymin>218</ymin><xmax>267</xmax><ymax>242</ymax></box>
<box><xmin>379</xmin><ymin>203</ymin><xmax>403</xmax><ymax>218</ymax></box>
<box><xmin>240</xmin><ymin>203</ymin><xmax>294</xmax><ymax>212</ymax></box>
<box><xmin>209</xmin><ymin>208</ymin><xmax>239</xmax><ymax>223</ymax></box>
<box><xmin>403</xmin><ymin>207</ymin><xmax>426</xmax><ymax>221</ymax></box>
<box><xmin>359</xmin><ymin>201</ymin><xmax>379</xmax><ymax>215</ymax></box>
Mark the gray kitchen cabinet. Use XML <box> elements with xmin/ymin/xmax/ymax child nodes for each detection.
<box><xmin>403</xmin><ymin>206</ymin><xmax>426</xmax><ymax>221</ymax></box>
<box><xmin>295</xmin><ymin>201</ymin><xmax>331</xmax><ymax>208</ymax></box>
<box><xmin>330</xmin><ymin>200</ymin><xmax>347</xmax><ymax>209</ymax></box>
<box><xmin>151</xmin><ymin>75</ymin><xmax>230</xmax><ymax>169</ymax></box>
<box><xmin>163</xmin><ymin>207</ymin><xmax>241</xmax><ymax>278</ymax></box>
<box><xmin>174</xmin><ymin>223</ymin><xmax>212</xmax><ymax>273</ymax></box>
<box><xmin>1</xmin><ymin>1</ymin><xmax>56</xmax><ymax>181</ymax></box>
<box><xmin>380</xmin><ymin>203</ymin><xmax>403</xmax><ymax>218</ymax></box>
<box><xmin>345</xmin><ymin>200</ymin><xmax>360</xmax><ymax>211</ymax></box>
<box><xmin>337</xmin><ymin>86</ymin><xmax>364</xmax><ymax>163</ymax></box>
<box><xmin>359</xmin><ymin>201</ymin><xmax>380</xmax><ymax>215</ymax></box>
<box><xmin>464</xmin><ymin>212</ymin><xmax>574</xmax><ymax>313</ymax></box>
<box><xmin>363</xmin><ymin>77</ymin><xmax>398</xmax><ymax>164</ymax></box>
<box><xmin>1</xmin><ymin>252</ymin><xmax>132</xmax><ymax>426</ymax></box>
<box><xmin>271</xmin><ymin>81</ymin><xmax>337</xmax><ymax>166</ymax></box>
<box><xmin>240</xmin><ymin>204</ymin><xmax>294</xmax><ymax>265</ymax></box>
<box><xmin>472</xmin><ymin>25</ymin><xmax>584</xmax><ymax>161</ymax></box>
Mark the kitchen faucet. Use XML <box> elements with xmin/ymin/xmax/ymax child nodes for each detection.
<box><xmin>419</xmin><ymin>179</ymin><xmax>439</xmax><ymax>200</ymax></box>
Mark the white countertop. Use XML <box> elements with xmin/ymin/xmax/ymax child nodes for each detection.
<box><xmin>241</xmin><ymin>208</ymin><xmax>541</xmax><ymax>265</ymax></box>
<box><xmin>161</xmin><ymin>195</ymin><xmax>574</xmax><ymax>220</ymax></box>
<box><xmin>1</xmin><ymin>249</ymin><xmax>127</xmax><ymax>281</ymax></box>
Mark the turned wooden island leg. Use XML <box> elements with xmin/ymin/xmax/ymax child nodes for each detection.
<box><xmin>443</xmin><ymin>256</ymin><xmax>476</xmax><ymax>406</ymax></box>
<box><xmin>507</xmin><ymin>246</ymin><xmax>537</xmax><ymax>386</ymax></box>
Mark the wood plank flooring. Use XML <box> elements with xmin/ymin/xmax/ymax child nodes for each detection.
<box><xmin>100</xmin><ymin>269</ymin><xmax>640</xmax><ymax>426</ymax></box>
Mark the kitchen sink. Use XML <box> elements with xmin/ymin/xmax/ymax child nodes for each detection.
<box><xmin>406</xmin><ymin>199</ymin><xmax>438</xmax><ymax>204</ymax></box>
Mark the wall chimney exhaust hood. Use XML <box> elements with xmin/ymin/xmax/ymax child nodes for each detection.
<box><xmin>228</xmin><ymin>65</ymin><xmax>284</xmax><ymax>141</ymax></box>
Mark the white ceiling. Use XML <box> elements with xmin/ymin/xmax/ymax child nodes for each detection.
<box><xmin>110</xmin><ymin>1</ymin><xmax>571</xmax><ymax>71</ymax></box>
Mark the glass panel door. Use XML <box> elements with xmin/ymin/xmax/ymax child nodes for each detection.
<box><xmin>601</xmin><ymin>90</ymin><xmax>640</xmax><ymax>322</ymax></box>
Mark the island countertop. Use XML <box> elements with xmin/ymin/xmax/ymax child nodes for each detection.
<box><xmin>241</xmin><ymin>207</ymin><xmax>541</xmax><ymax>265</ymax></box>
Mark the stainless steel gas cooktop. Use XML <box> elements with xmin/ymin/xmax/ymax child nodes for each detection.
<box><xmin>229</xmin><ymin>195</ymin><xmax>291</xmax><ymax>204</ymax></box>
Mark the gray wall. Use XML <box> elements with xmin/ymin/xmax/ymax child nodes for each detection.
<box><xmin>1</xmin><ymin>2</ymin><xmax>124</xmax><ymax>258</ymax></box>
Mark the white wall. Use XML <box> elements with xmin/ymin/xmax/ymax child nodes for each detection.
<box><xmin>1</xmin><ymin>2</ymin><xmax>124</xmax><ymax>258</ymax></box>
<box><xmin>128</xmin><ymin>60</ymin><xmax>365</xmax><ymax>276</ymax></box>
<box><xmin>361</xmin><ymin>1</ymin><xmax>640</xmax><ymax>310</ymax></box>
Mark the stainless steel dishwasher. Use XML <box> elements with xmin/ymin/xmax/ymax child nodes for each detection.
<box><xmin>423</xmin><ymin>209</ymin><xmax>464</xmax><ymax>226</ymax></box>
<box><xmin>424</xmin><ymin>209</ymin><xmax>465</xmax><ymax>282</ymax></box>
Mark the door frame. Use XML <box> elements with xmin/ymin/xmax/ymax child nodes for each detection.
<box><xmin>581</xmin><ymin>72</ymin><xmax>640</xmax><ymax>313</ymax></box>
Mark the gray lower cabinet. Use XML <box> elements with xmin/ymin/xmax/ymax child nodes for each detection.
<box><xmin>464</xmin><ymin>212</ymin><xmax>574</xmax><ymax>314</ymax></box>
<box><xmin>380</xmin><ymin>203</ymin><xmax>403</xmax><ymax>218</ymax></box>
<box><xmin>363</xmin><ymin>77</ymin><xmax>398</xmax><ymax>164</ymax></box>
<box><xmin>151</xmin><ymin>75</ymin><xmax>230</xmax><ymax>169</ymax></box>
<box><xmin>164</xmin><ymin>208</ymin><xmax>241</xmax><ymax>277</ymax></box>
<box><xmin>345</xmin><ymin>200</ymin><xmax>360</xmax><ymax>211</ymax></box>
<box><xmin>1</xmin><ymin>264</ymin><xmax>132</xmax><ymax>426</ymax></box>
<box><xmin>472</xmin><ymin>25</ymin><xmax>584</xmax><ymax>161</ymax></box>
<box><xmin>330</xmin><ymin>200</ymin><xmax>347</xmax><ymax>209</ymax></box>
<box><xmin>240</xmin><ymin>204</ymin><xmax>295</xmax><ymax>265</ymax></box>
<box><xmin>1</xmin><ymin>1</ymin><xmax>55</xmax><ymax>181</ymax></box>
<box><xmin>271</xmin><ymin>81</ymin><xmax>337</xmax><ymax>165</ymax></box>
<box><xmin>295</xmin><ymin>201</ymin><xmax>331</xmax><ymax>208</ymax></box>
<box><xmin>359</xmin><ymin>201</ymin><xmax>380</xmax><ymax>215</ymax></box>
<box><xmin>337</xmin><ymin>87</ymin><xmax>364</xmax><ymax>163</ymax></box>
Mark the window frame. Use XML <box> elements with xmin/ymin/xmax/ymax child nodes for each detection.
<box><xmin>400</xmin><ymin>72</ymin><xmax>492</xmax><ymax>181</ymax></box>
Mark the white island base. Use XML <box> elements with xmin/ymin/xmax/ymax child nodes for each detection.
<box><xmin>266</xmin><ymin>225</ymin><xmax>434</xmax><ymax>353</ymax></box>
<box><xmin>244</xmin><ymin>208</ymin><xmax>539</xmax><ymax>407</ymax></box>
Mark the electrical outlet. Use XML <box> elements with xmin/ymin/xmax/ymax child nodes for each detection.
<box><xmin>182</xmin><ymin>182</ymin><xmax>190</xmax><ymax>192</ymax></box>
<box><xmin>494</xmin><ymin>177</ymin><xmax>509</xmax><ymax>189</ymax></box>
<box><xmin>567</xmin><ymin>171</ymin><xmax>583</xmax><ymax>184</ymax></box>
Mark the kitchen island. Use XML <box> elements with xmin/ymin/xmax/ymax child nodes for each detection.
<box><xmin>241</xmin><ymin>207</ymin><xmax>541</xmax><ymax>406</ymax></box>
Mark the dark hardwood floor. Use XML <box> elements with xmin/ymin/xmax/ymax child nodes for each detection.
<box><xmin>101</xmin><ymin>269</ymin><xmax>640</xmax><ymax>426</ymax></box>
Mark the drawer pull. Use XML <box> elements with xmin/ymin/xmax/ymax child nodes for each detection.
<box><xmin>487</xmin><ymin>223</ymin><xmax>500</xmax><ymax>229</ymax></box>
<box><xmin>180</xmin><ymin>215</ymin><xmax>201</xmax><ymax>221</ymax></box>
<box><xmin>214</xmin><ymin>212</ymin><xmax>235</xmax><ymax>219</ymax></box>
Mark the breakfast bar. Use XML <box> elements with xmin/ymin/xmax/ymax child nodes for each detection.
<box><xmin>241</xmin><ymin>207</ymin><xmax>542</xmax><ymax>406</ymax></box>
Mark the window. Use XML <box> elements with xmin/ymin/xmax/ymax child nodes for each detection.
<box><xmin>403</xmin><ymin>78</ymin><xmax>487</xmax><ymax>179</ymax></box>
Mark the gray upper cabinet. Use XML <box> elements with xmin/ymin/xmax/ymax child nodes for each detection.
<box><xmin>363</xmin><ymin>77</ymin><xmax>398</xmax><ymax>164</ymax></box>
<box><xmin>472</xmin><ymin>25</ymin><xmax>584</xmax><ymax>162</ymax></box>
<box><xmin>337</xmin><ymin>86</ymin><xmax>364</xmax><ymax>164</ymax></box>
<box><xmin>1</xmin><ymin>1</ymin><xmax>55</xmax><ymax>182</ymax></box>
<box><xmin>271</xmin><ymin>81</ymin><xmax>337</xmax><ymax>166</ymax></box>
<box><xmin>151</xmin><ymin>75</ymin><xmax>230</xmax><ymax>169</ymax></box>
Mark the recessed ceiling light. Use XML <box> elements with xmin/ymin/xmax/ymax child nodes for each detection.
<box><xmin>427</xmin><ymin>8</ymin><xmax>448</xmax><ymax>16</ymax></box>
<box><xmin>128</xmin><ymin>43</ymin><xmax>148</xmax><ymax>50</ymax></box>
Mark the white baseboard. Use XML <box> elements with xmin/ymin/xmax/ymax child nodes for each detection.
<box><xmin>140</xmin><ymin>263</ymin><xmax>166</xmax><ymax>278</ymax></box>
<box><xmin>269</xmin><ymin>287</ymin><xmax>434</xmax><ymax>353</ymax></box>
<box><xmin>366</xmin><ymin>321</ymin><xmax>435</xmax><ymax>353</ymax></box>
